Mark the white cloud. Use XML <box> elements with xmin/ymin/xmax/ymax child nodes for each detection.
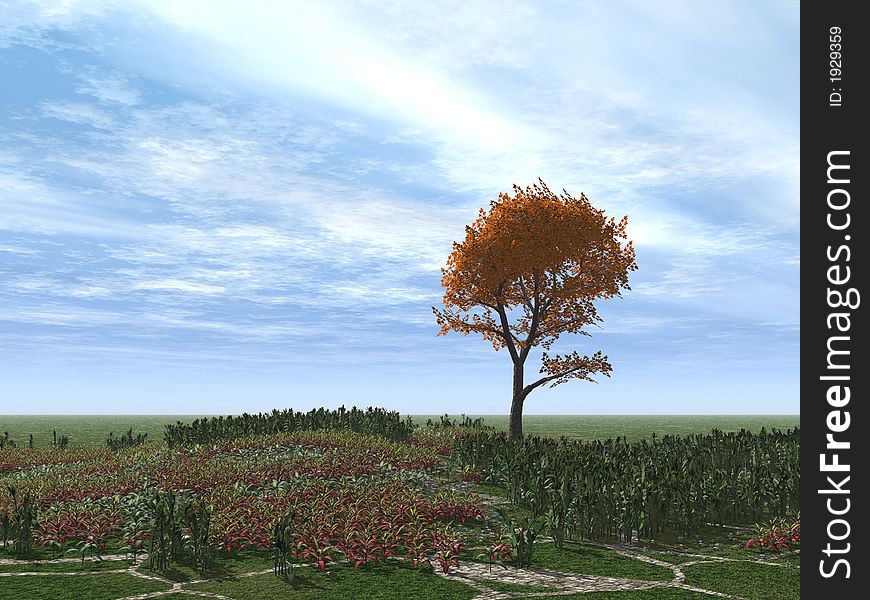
<box><xmin>0</xmin><ymin>245</ymin><xmax>41</xmax><ymax>255</ymax></box>
<box><xmin>69</xmin><ymin>65</ymin><xmax>142</xmax><ymax>105</ymax></box>
<box><xmin>40</xmin><ymin>101</ymin><xmax>116</xmax><ymax>128</ymax></box>
<box><xmin>0</xmin><ymin>171</ymin><xmax>144</xmax><ymax>238</ymax></box>
<box><xmin>132</xmin><ymin>279</ymin><xmax>226</xmax><ymax>295</ymax></box>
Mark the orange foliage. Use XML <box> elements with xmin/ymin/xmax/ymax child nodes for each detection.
<box><xmin>433</xmin><ymin>179</ymin><xmax>637</xmax><ymax>398</ymax></box>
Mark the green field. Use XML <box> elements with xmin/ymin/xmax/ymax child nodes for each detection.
<box><xmin>0</xmin><ymin>414</ymin><xmax>799</xmax><ymax>447</ymax></box>
<box><xmin>0</xmin><ymin>415</ymin><xmax>207</xmax><ymax>447</ymax></box>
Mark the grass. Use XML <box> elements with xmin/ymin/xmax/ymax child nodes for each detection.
<box><xmin>634</xmin><ymin>522</ymin><xmax>760</xmax><ymax>559</ymax></box>
<box><xmin>139</xmin><ymin>550</ymin><xmax>273</xmax><ymax>582</ymax></box>
<box><xmin>0</xmin><ymin>545</ymin><xmax>69</xmax><ymax>561</ymax></box>
<box><xmin>529</xmin><ymin>542</ymin><xmax>674</xmax><ymax>581</ymax></box>
<box><xmin>513</xmin><ymin>590</ymin><xmax>712</xmax><ymax>599</ymax></box>
<box><xmin>0</xmin><ymin>415</ymin><xmax>205</xmax><ymax>447</ymax></box>
<box><xmin>470</xmin><ymin>482</ymin><xmax>510</xmax><ymax>498</ymax></box>
<box><xmin>0</xmin><ymin>560</ymin><xmax>130</xmax><ymax>573</ymax></box>
<box><xmin>771</xmin><ymin>553</ymin><xmax>800</xmax><ymax>568</ymax></box>
<box><xmin>632</xmin><ymin>550</ymin><xmax>700</xmax><ymax>565</ymax></box>
<box><xmin>0</xmin><ymin>573</ymin><xmax>171</xmax><ymax>600</ymax></box>
<box><xmin>0</xmin><ymin>414</ymin><xmax>799</xmax><ymax>446</ymax></box>
<box><xmin>682</xmin><ymin>560</ymin><xmax>799</xmax><ymax>599</ymax></box>
<box><xmin>186</xmin><ymin>563</ymin><xmax>479</xmax><ymax>600</ymax></box>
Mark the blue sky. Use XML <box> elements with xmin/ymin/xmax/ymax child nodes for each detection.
<box><xmin>0</xmin><ymin>1</ymin><xmax>799</xmax><ymax>415</ymax></box>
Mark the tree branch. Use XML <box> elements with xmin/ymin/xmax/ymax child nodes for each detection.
<box><xmin>522</xmin><ymin>367</ymin><xmax>584</xmax><ymax>396</ymax></box>
<box><xmin>494</xmin><ymin>281</ymin><xmax>519</xmax><ymax>363</ymax></box>
<box><xmin>517</xmin><ymin>276</ymin><xmax>534</xmax><ymax>311</ymax></box>
<box><xmin>470</xmin><ymin>296</ymin><xmax>499</xmax><ymax>311</ymax></box>
<box><xmin>519</xmin><ymin>296</ymin><xmax>540</xmax><ymax>364</ymax></box>
<box><xmin>480</xmin><ymin>325</ymin><xmax>523</xmax><ymax>347</ymax></box>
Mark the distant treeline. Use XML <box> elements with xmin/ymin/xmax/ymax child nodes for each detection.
<box><xmin>452</xmin><ymin>427</ymin><xmax>800</xmax><ymax>543</ymax></box>
<box><xmin>163</xmin><ymin>406</ymin><xmax>414</xmax><ymax>447</ymax></box>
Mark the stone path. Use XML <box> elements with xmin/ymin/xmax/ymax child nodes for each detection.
<box><xmin>0</xmin><ymin>543</ymin><xmax>799</xmax><ymax>600</ymax></box>
<box><xmin>432</xmin><ymin>541</ymin><xmax>800</xmax><ymax>600</ymax></box>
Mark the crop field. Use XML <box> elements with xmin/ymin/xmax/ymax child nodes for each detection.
<box><xmin>0</xmin><ymin>414</ymin><xmax>799</xmax><ymax>447</ymax></box>
<box><xmin>0</xmin><ymin>408</ymin><xmax>799</xmax><ymax>599</ymax></box>
<box><xmin>415</xmin><ymin>415</ymin><xmax>800</xmax><ymax>442</ymax></box>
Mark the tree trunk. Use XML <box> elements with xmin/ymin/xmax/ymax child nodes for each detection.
<box><xmin>509</xmin><ymin>361</ymin><xmax>525</xmax><ymax>438</ymax></box>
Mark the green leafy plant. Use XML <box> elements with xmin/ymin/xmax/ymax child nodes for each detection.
<box><xmin>164</xmin><ymin>406</ymin><xmax>415</xmax><ymax>447</ymax></box>
<box><xmin>51</xmin><ymin>430</ymin><xmax>70</xmax><ymax>450</ymax></box>
<box><xmin>119</xmin><ymin>537</ymin><xmax>146</xmax><ymax>565</ymax></box>
<box><xmin>66</xmin><ymin>535</ymin><xmax>104</xmax><ymax>566</ymax></box>
<box><xmin>0</xmin><ymin>431</ymin><xmax>16</xmax><ymax>449</ymax></box>
<box><xmin>273</xmin><ymin>513</ymin><xmax>297</xmax><ymax>583</ymax></box>
<box><xmin>494</xmin><ymin>506</ymin><xmax>544</xmax><ymax>568</ymax></box>
<box><xmin>546</xmin><ymin>474</ymin><xmax>572</xmax><ymax>549</ymax></box>
<box><xmin>106</xmin><ymin>428</ymin><xmax>149</xmax><ymax>451</ymax></box>
<box><xmin>451</xmin><ymin>428</ymin><xmax>799</xmax><ymax>544</ymax></box>
<box><xmin>147</xmin><ymin>489</ymin><xmax>176</xmax><ymax>571</ymax></box>
<box><xmin>5</xmin><ymin>484</ymin><xmax>37</xmax><ymax>555</ymax></box>
<box><xmin>182</xmin><ymin>495</ymin><xmax>214</xmax><ymax>575</ymax></box>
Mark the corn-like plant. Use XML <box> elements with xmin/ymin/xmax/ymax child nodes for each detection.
<box><xmin>50</xmin><ymin>430</ymin><xmax>70</xmax><ymax>450</ymax></box>
<box><xmin>1</xmin><ymin>511</ymin><xmax>10</xmax><ymax>547</ymax></box>
<box><xmin>494</xmin><ymin>507</ymin><xmax>544</xmax><ymax>568</ymax></box>
<box><xmin>454</xmin><ymin>428</ymin><xmax>799</xmax><ymax>544</ymax></box>
<box><xmin>106</xmin><ymin>428</ymin><xmax>149</xmax><ymax>451</ymax></box>
<box><xmin>164</xmin><ymin>406</ymin><xmax>415</xmax><ymax>447</ymax></box>
<box><xmin>65</xmin><ymin>536</ymin><xmax>103</xmax><ymax>566</ymax></box>
<box><xmin>147</xmin><ymin>490</ymin><xmax>177</xmax><ymax>571</ymax></box>
<box><xmin>182</xmin><ymin>496</ymin><xmax>214</xmax><ymax>575</ymax></box>
<box><xmin>5</xmin><ymin>484</ymin><xmax>37</xmax><ymax>555</ymax></box>
<box><xmin>119</xmin><ymin>482</ymin><xmax>153</xmax><ymax>564</ymax></box>
<box><xmin>547</xmin><ymin>474</ymin><xmax>572</xmax><ymax>549</ymax></box>
<box><xmin>142</xmin><ymin>488</ymin><xmax>215</xmax><ymax>572</ymax></box>
<box><xmin>119</xmin><ymin>536</ymin><xmax>146</xmax><ymax>565</ymax></box>
<box><xmin>273</xmin><ymin>513</ymin><xmax>298</xmax><ymax>582</ymax></box>
<box><xmin>426</xmin><ymin>414</ymin><xmax>494</xmax><ymax>431</ymax></box>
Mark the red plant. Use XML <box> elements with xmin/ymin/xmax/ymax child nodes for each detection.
<box><xmin>431</xmin><ymin>527</ymin><xmax>464</xmax><ymax>574</ymax></box>
<box><xmin>743</xmin><ymin>515</ymin><xmax>800</xmax><ymax>553</ymax></box>
<box><xmin>460</xmin><ymin>469</ymin><xmax>482</xmax><ymax>484</ymax></box>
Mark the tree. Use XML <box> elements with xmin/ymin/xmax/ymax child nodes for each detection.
<box><xmin>433</xmin><ymin>179</ymin><xmax>637</xmax><ymax>438</ymax></box>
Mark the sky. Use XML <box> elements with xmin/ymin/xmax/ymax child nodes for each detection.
<box><xmin>0</xmin><ymin>1</ymin><xmax>799</xmax><ymax>415</ymax></box>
